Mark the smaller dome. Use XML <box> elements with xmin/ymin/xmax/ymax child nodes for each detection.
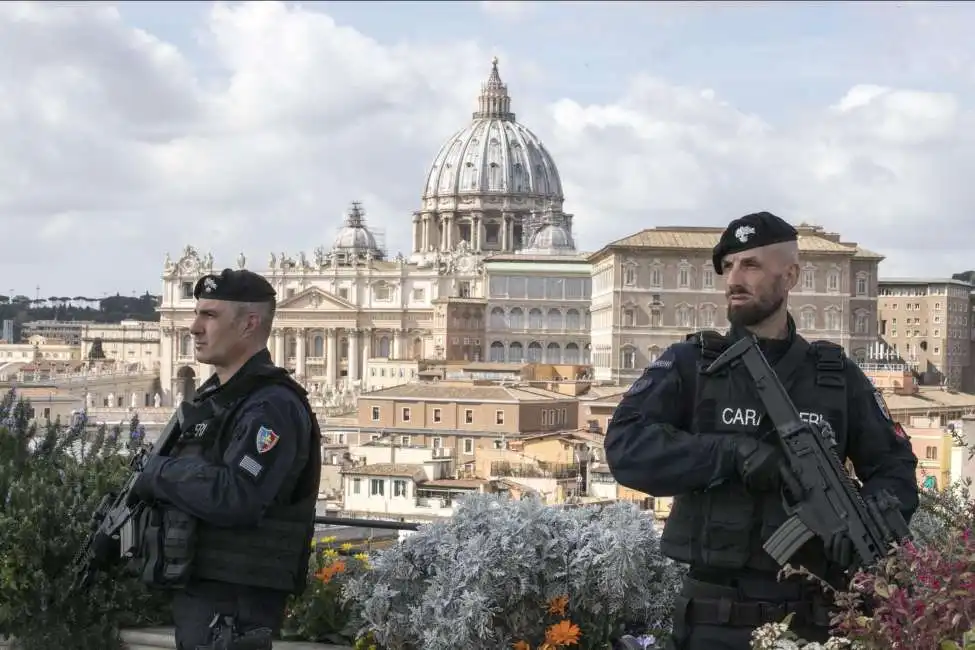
<box><xmin>332</xmin><ymin>202</ymin><xmax>381</xmax><ymax>252</ymax></box>
<box><xmin>526</xmin><ymin>222</ymin><xmax>575</xmax><ymax>254</ymax></box>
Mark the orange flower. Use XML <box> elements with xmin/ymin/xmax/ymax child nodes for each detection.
<box><xmin>314</xmin><ymin>559</ymin><xmax>347</xmax><ymax>583</ymax></box>
<box><xmin>544</xmin><ymin>620</ymin><xmax>581</xmax><ymax>647</ymax></box>
<box><xmin>546</xmin><ymin>595</ymin><xmax>568</xmax><ymax>617</ymax></box>
<box><xmin>512</xmin><ymin>642</ymin><xmax>531</xmax><ymax>650</ymax></box>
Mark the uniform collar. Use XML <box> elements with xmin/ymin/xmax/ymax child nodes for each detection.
<box><xmin>727</xmin><ymin>312</ymin><xmax>797</xmax><ymax>345</ymax></box>
<box><xmin>196</xmin><ymin>348</ymin><xmax>274</xmax><ymax>399</ymax></box>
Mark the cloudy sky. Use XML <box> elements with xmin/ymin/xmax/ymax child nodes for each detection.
<box><xmin>2</xmin><ymin>1</ymin><xmax>974</xmax><ymax>298</ymax></box>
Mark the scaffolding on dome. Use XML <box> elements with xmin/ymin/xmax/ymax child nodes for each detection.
<box><xmin>331</xmin><ymin>201</ymin><xmax>387</xmax><ymax>261</ymax></box>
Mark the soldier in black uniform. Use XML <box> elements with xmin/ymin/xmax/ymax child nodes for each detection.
<box><xmin>129</xmin><ymin>268</ymin><xmax>322</xmax><ymax>649</ymax></box>
<box><xmin>605</xmin><ymin>212</ymin><xmax>919</xmax><ymax>650</ymax></box>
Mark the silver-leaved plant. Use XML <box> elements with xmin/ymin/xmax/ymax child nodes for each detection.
<box><xmin>342</xmin><ymin>493</ymin><xmax>686</xmax><ymax>650</ymax></box>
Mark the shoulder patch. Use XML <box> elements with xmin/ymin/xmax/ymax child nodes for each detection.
<box><xmin>238</xmin><ymin>454</ymin><xmax>264</xmax><ymax>479</ymax></box>
<box><xmin>648</xmin><ymin>359</ymin><xmax>673</xmax><ymax>370</ymax></box>
<box><xmin>255</xmin><ymin>425</ymin><xmax>280</xmax><ymax>454</ymax></box>
<box><xmin>873</xmin><ymin>390</ymin><xmax>892</xmax><ymax>423</ymax></box>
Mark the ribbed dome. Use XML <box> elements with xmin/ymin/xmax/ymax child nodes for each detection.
<box><xmin>526</xmin><ymin>222</ymin><xmax>576</xmax><ymax>254</ymax></box>
<box><xmin>422</xmin><ymin>58</ymin><xmax>563</xmax><ymax>201</ymax></box>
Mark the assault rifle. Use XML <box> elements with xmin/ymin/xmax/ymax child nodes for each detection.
<box><xmin>703</xmin><ymin>335</ymin><xmax>911</xmax><ymax>571</ymax></box>
<box><xmin>68</xmin><ymin>403</ymin><xmax>187</xmax><ymax>592</ymax></box>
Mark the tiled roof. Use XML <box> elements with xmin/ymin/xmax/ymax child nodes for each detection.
<box><xmin>341</xmin><ymin>463</ymin><xmax>425</xmax><ymax>477</ymax></box>
<box><xmin>578</xmin><ymin>385</ymin><xmax>628</xmax><ymax>402</ymax></box>
<box><xmin>884</xmin><ymin>388</ymin><xmax>975</xmax><ymax>412</ymax></box>
<box><xmin>588</xmin><ymin>226</ymin><xmax>884</xmax><ymax>262</ymax></box>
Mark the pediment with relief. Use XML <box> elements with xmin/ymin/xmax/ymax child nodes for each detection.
<box><xmin>277</xmin><ymin>287</ymin><xmax>357</xmax><ymax>311</ymax></box>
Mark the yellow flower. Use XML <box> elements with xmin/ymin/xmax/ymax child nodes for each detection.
<box><xmin>321</xmin><ymin>535</ymin><xmax>337</xmax><ymax>544</ymax></box>
<box><xmin>322</xmin><ymin>548</ymin><xmax>339</xmax><ymax>561</ymax></box>
<box><xmin>353</xmin><ymin>552</ymin><xmax>370</xmax><ymax>567</ymax></box>
<box><xmin>341</xmin><ymin>542</ymin><xmax>354</xmax><ymax>552</ymax></box>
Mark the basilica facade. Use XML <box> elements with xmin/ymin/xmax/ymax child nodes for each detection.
<box><xmin>157</xmin><ymin>59</ymin><xmax>591</xmax><ymax>404</ymax></box>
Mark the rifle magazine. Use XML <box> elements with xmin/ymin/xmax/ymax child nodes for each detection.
<box><xmin>763</xmin><ymin>513</ymin><xmax>816</xmax><ymax>566</ymax></box>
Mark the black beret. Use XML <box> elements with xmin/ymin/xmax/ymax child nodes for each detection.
<box><xmin>193</xmin><ymin>268</ymin><xmax>276</xmax><ymax>302</ymax></box>
<box><xmin>712</xmin><ymin>211</ymin><xmax>798</xmax><ymax>275</ymax></box>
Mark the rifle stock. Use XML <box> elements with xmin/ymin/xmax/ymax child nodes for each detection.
<box><xmin>703</xmin><ymin>335</ymin><xmax>911</xmax><ymax>571</ymax></box>
<box><xmin>68</xmin><ymin>402</ymin><xmax>188</xmax><ymax>592</ymax></box>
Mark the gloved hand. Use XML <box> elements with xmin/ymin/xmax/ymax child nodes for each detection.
<box><xmin>825</xmin><ymin>530</ymin><xmax>855</xmax><ymax>568</ymax></box>
<box><xmin>732</xmin><ymin>436</ymin><xmax>784</xmax><ymax>492</ymax></box>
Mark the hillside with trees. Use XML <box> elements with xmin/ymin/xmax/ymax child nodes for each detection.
<box><xmin>0</xmin><ymin>293</ymin><xmax>160</xmax><ymax>339</ymax></box>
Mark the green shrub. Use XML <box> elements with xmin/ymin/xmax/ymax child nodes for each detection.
<box><xmin>0</xmin><ymin>390</ymin><xmax>170</xmax><ymax>650</ymax></box>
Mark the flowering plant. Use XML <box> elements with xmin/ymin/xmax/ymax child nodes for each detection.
<box><xmin>751</xmin><ymin>480</ymin><xmax>975</xmax><ymax>650</ymax></box>
<box><xmin>282</xmin><ymin>535</ymin><xmax>373</xmax><ymax>646</ymax></box>
<box><xmin>342</xmin><ymin>494</ymin><xmax>684</xmax><ymax>650</ymax></box>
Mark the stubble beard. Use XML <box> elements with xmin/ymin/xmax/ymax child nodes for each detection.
<box><xmin>727</xmin><ymin>287</ymin><xmax>786</xmax><ymax>328</ymax></box>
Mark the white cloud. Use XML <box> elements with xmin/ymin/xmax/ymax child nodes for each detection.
<box><xmin>479</xmin><ymin>1</ymin><xmax>536</xmax><ymax>21</ymax></box>
<box><xmin>0</xmin><ymin>1</ymin><xmax>973</xmax><ymax>295</ymax></box>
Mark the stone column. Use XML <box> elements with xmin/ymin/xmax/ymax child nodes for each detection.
<box><xmin>325</xmin><ymin>328</ymin><xmax>338</xmax><ymax>387</ymax></box>
<box><xmin>421</xmin><ymin>215</ymin><xmax>430</xmax><ymax>252</ymax></box>
<box><xmin>348</xmin><ymin>328</ymin><xmax>360</xmax><ymax>382</ymax></box>
<box><xmin>359</xmin><ymin>329</ymin><xmax>373</xmax><ymax>386</ymax></box>
<box><xmin>273</xmin><ymin>328</ymin><xmax>285</xmax><ymax>367</ymax></box>
<box><xmin>295</xmin><ymin>327</ymin><xmax>306</xmax><ymax>378</ymax></box>
<box><xmin>472</xmin><ymin>213</ymin><xmax>482</xmax><ymax>251</ymax></box>
<box><xmin>444</xmin><ymin>212</ymin><xmax>454</xmax><ymax>250</ymax></box>
<box><xmin>392</xmin><ymin>329</ymin><xmax>403</xmax><ymax>359</ymax></box>
<box><xmin>412</xmin><ymin>214</ymin><xmax>420</xmax><ymax>253</ymax></box>
<box><xmin>501</xmin><ymin>212</ymin><xmax>512</xmax><ymax>251</ymax></box>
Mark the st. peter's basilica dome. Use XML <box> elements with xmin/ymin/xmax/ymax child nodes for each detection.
<box><xmin>422</xmin><ymin>58</ymin><xmax>563</xmax><ymax>202</ymax></box>
<box><xmin>411</xmin><ymin>58</ymin><xmax>574</xmax><ymax>260</ymax></box>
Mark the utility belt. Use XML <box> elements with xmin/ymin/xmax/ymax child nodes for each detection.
<box><xmin>676</xmin><ymin>569</ymin><xmax>833</xmax><ymax>629</ymax></box>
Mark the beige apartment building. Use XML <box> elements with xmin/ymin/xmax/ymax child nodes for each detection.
<box><xmin>587</xmin><ymin>223</ymin><xmax>882</xmax><ymax>383</ymax></box>
<box><xmin>877</xmin><ymin>277</ymin><xmax>973</xmax><ymax>390</ymax></box>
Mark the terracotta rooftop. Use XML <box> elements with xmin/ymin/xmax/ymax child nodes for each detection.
<box><xmin>359</xmin><ymin>381</ymin><xmax>574</xmax><ymax>403</ymax></box>
<box><xmin>341</xmin><ymin>463</ymin><xmax>425</xmax><ymax>477</ymax></box>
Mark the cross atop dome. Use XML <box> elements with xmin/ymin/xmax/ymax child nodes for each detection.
<box><xmin>473</xmin><ymin>56</ymin><xmax>515</xmax><ymax>122</ymax></box>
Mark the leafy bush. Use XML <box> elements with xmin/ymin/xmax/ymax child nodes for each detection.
<box><xmin>282</xmin><ymin>535</ymin><xmax>373</xmax><ymax>645</ymax></box>
<box><xmin>751</xmin><ymin>480</ymin><xmax>975</xmax><ymax>650</ymax></box>
<box><xmin>342</xmin><ymin>493</ymin><xmax>684</xmax><ymax>650</ymax></box>
<box><xmin>0</xmin><ymin>390</ymin><xmax>170</xmax><ymax>650</ymax></box>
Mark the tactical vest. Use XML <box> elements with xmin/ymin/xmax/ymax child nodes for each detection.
<box><xmin>659</xmin><ymin>329</ymin><xmax>849</xmax><ymax>573</ymax></box>
<box><xmin>134</xmin><ymin>363</ymin><xmax>321</xmax><ymax>594</ymax></box>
